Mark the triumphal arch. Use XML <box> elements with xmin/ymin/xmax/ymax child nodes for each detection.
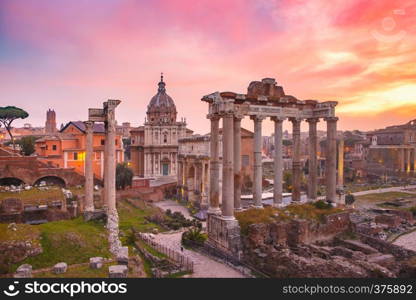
<box><xmin>202</xmin><ymin>78</ymin><xmax>339</xmax><ymax>256</ymax></box>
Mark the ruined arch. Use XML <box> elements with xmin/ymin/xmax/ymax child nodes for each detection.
<box><xmin>33</xmin><ymin>176</ymin><xmax>66</xmax><ymax>187</ymax></box>
<box><xmin>0</xmin><ymin>177</ymin><xmax>26</xmax><ymax>186</ymax></box>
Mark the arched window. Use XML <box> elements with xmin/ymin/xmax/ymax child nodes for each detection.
<box><xmin>164</xmin><ymin>134</ymin><xmax>167</xmax><ymax>143</ymax></box>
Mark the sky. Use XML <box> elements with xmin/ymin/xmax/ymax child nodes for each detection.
<box><xmin>0</xmin><ymin>0</ymin><xmax>415</xmax><ymax>135</ymax></box>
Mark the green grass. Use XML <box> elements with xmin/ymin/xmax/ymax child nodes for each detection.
<box><xmin>12</xmin><ymin>218</ymin><xmax>111</xmax><ymax>271</ymax></box>
<box><xmin>135</xmin><ymin>239</ymin><xmax>167</xmax><ymax>259</ymax></box>
<box><xmin>356</xmin><ymin>192</ymin><xmax>414</xmax><ymax>203</ymax></box>
<box><xmin>0</xmin><ymin>187</ymin><xmax>64</xmax><ymax>206</ymax></box>
<box><xmin>35</xmin><ymin>262</ymin><xmax>113</xmax><ymax>278</ymax></box>
<box><xmin>166</xmin><ymin>271</ymin><xmax>192</xmax><ymax>278</ymax></box>
<box><xmin>0</xmin><ymin>223</ymin><xmax>40</xmax><ymax>243</ymax></box>
<box><xmin>118</xmin><ymin>199</ymin><xmax>164</xmax><ymax>235</ymax></box>
<box><xmin>236</xmin><ymin>204</ymin><xmax>344</xmax><ymax>235</ymax></box>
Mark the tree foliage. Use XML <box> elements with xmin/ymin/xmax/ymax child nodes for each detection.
<box><xmin>116</xmin><ymin>163</ymin><xmax>133</xmax><ymax>190</ymax></box>
<box><xmin>0</xmin><ymin>106</ymin><xmax>29</xmax><ymax>152</ymax></box>
<box><xmin>18</xmin><ymin>136</ymin><xmax>37</xmax><ymax>156</ymax></box>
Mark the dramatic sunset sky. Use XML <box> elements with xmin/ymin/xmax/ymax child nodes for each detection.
<box><xmin>1</xmin><ymin>0</ymin><xmax>415</xmax><ymax>135</ymax></box>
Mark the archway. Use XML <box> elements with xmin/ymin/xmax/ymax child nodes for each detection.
<box><xmin>34</xmin><ymin>176</ymin><xmax>66</xmax><ymax>187</ymax></box>
<box><xmin>0</xmin><ymin>177</ymin><xmax>25</xmax><ymax>186</ymax></box>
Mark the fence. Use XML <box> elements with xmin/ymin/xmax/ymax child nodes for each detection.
<box><xmin>136</xmin><ymin>233</ymin><xmax>193</xmax><ymax>272</ymax></box>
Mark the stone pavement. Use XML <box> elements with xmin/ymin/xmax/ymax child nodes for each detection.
<box><xmin>153</xmin><ymin>200</ymin><xmax>192</xmax><ymax>219</ymax></box>
<box><xmin>394</xmin><ymin>230</ymin><xmax>416</xmax><ymax>252</ymax></box>
<box><xmin>147</xmin><ymin>231</ymin><xmax>246</xmax><ymax>278</ymax></box>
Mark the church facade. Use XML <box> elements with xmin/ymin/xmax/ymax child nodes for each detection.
<box><xmin>130</xmin><ymin>75</ymin><xmax>192</xmax><ymax>178</ymax></box>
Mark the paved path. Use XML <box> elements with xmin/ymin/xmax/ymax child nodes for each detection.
<box><xmin>153</xmin><ymin>200</ymin><xmax>192</xmax><ymax>219</ymax></box>
<box><xmin>393</xmin><ymin>230</ymin><xmax>416</xmax><ymax>252</ymax></box>
<box><xmin>146</xmin><ymin>231</ymin><xmax>246</xmax><ymax>278</ymax></box>
<box><xmin>351</xmin><ymin>185</ymin><xmax>416</xmax><ymax>196</ymax></box>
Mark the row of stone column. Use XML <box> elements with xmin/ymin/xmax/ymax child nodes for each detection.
<box><xmin>398</xmin><ymin>148</ymin><xmax>416</xmax><ymax>172</ymax></box>
<box><xmin>208</xmin><ymin>113</ymin><xmax>339</xmax><ymax>220</ymax></box>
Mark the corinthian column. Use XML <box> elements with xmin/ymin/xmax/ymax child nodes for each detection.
<box><xmin>208</xmin><ymin>114</ymin><xmax>221</xmax><ymax>214</ymax></box>
<box><xmin>271</xmin><ymin>117</ymin><xmax>284</xmax><ymax>206</ymax></box>
<box><xmin>325</xmin><ymin>117</ymin><xmax>338</xmax><ymax>203</ymax></box>
<box><xmin>233</xmin><ymin>115</ymin><xmax>243</xmax><ymax>211</ymax></box>
<box><xmin>84</xmin><ymin>121</ymin><xmax>95</xmax><ymax>212</ymax></box>
<box><xmin>251</xmin><ymin>115</ymin><xmax>265</xmax><ymax>208</ymax></box>
<box><xmin>222</xmin><ymin>112</ymin><xmax>234</xmax><ymax>219</ymax></box>
<box><xmin>306</xmin><ymin>118</ymin><xmax>319</xmax><ymax>202</ymax></box>
<box><xmin>290</xmin><ymin>118</ymin><xmax>301</xmax><ymax>202</ymax></box>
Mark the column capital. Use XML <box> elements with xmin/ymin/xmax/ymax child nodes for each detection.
<box><xmin>289</xmin><ymin>117</ymin><xmax>302</xmax><ymax>125</ymax></box>
<box><xmin>250</xmin><ymin>115</ymin><xmax>266</xmax><ymax>122</ymax></box>
<box><xmin>83</xmin><ymin>120</ymin><xmax>94</xmax><ymax>131</ymax></box>
<box><xmin>324</xmin><ymin>116</ymin><xmax>339</xmax><ymax>122</ymax></box>
<box><xmin>270</xmin><ymin>116</ymin><xmax>285</xmax><ymax>123</ymax></box>
<box><xmin>306</xmin><ymin>117</ymin><xmax>320</xmax><ymax>124</ymax></box>
<box><xmin>234</xmin><ymin>113</ymin><xmax>244</xmax><ymax>121</ymax></box>
<box><xmin>207</xmin><ymin>113</ymin><xmax>221</xmax><ymax>121</ymax></box>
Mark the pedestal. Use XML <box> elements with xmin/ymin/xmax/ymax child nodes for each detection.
<box><xmin>206</xmin><ymin>213</ymin><xmax>242</xmax><ymax>257</ymax></box>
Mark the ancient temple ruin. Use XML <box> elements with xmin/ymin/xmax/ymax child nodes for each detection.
<box><xmin>202</xmin><ymin>78</ymin><xmax>340</xmax><ymax>256</ymax></box>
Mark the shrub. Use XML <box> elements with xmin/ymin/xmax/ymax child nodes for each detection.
<box><xmin>181</xmin><ymin>227</ymin><xmax>207</xmax><ymax>247</ymax></box>
<box><xmin>345</xmin><ymin>193</ymin><xmax>355</xmax><ymax>205</ymax></box>
<box><xmin>312</xmin><ymin>200</ymin><xmax>332</xmax><ymax>210</ymax></box>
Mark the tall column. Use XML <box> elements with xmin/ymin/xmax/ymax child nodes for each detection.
<box><xmin>325</xmin><ymin>117</ymin><xmax>338</xmax><ymax>203</ymax></box>
<box><xmin>399</xmin><ymin>148</ymin><xmax>405</xmax><ymax>172</ymax></box>
<box><xmin>271</xmin><ymin>117</ymin><xmax>284</xmax><ymax>206</ymax></box>
<box><xmin>290</xmin><ymin>118</ymin><xmax>301</xmax><ymax>202</ymax></box>
<box><xmin>406</xmin><ymin>148</ymin><xmax>411</xmax><ymax>173</ymax></box>
<box><xmin>306</xmin><ymin>118</ymin><xmax>319</xmax><ymax>202</ymax></box>
<box><xmin>233</xmin><ymin>115</ymin><xmax>243</xmax><ymax>211</ymax></box>
<box><xmin>337</xmin><ymin>138</ymin><xmax>344</xmax><ymax>187</ymax></box>
<box><xmin>208</xmin><ymin>114</ymin><xmax>221</xmax><ymax>214</ymax></box>
<box><xmin>84</xmin><ymin>121</ymin><xmax>95</xmax><ymax>212</ymax></box>
<box><xmin>104</xmin><ymin>100</ymin><xmax>120</xmax><ymax>212</ymax></box>
<box><xmin>251</xmin><ymin>115</ymin><xmax>265</xmax><ymax>208</ymax></box>
<box><xmin>103</xmin><ymin>125</ymin><xmax>109</xmax><ymax>209</ymax></box>
<box><xmin>413</xmin><ymin>148</ymin><xmax>416</xmax><ymax>172</ymax></box>
<box><xmin>222</xmin><ymin>112</ymin><xmax>235</xmax><ymax>218</ymax></box>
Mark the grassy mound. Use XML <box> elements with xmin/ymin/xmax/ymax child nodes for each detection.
<box><xmin>12</xmin><ymin>218</ymin><xmax>110</xmax><ymax>271</ymax></box>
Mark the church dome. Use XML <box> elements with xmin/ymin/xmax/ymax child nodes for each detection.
<box><xmin>147</xmin><ymin>74</ymin><xmax>177</xmax><ymax>116</ymax></box>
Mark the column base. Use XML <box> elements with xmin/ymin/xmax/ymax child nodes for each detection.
<box><xmin>208</xmin><ymin>207</ymin><xmax>222</xmax><ymax>215</ymax></box>
<box><xmin>252</xmin><ymin>205</ymin><xmax>263</xmax><ymax>209</ymax></box>
<box><xmin>83</xmin><ymin>209</ymin><xmax>107</xmax><ymax>222</ymax></box>
<box><xmin>207</xmin><ymin>214</ymin><xmax>242</xmax><ymax>257</ymax></box>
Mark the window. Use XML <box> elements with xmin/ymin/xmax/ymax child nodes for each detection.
<box><xmin>73</xmin><ymin>152</ymin><xmax>78</xmax><ymax>161</ymax></box>
<box><xmin>164</xmin><ymin>134</ymin><xmax>167</xmax><ymax>143</ymax></box>
<box><xmin>242</xmin><ymin>155</ymin><xmax>249</xmax><ymax>167</ymax></box>
<box><xmin>115</xmin><ymin>139</ymin><xmax>118</xmax><ymax>145</ymax></box>
<box><xmin>52</xmin><ymin>145</ymin><xmax>57</xmax><ymax>151</ymax></box>
<box><xmin>101</xmin><ymin>139</ymin><xmax>105</xmax><ymax>145</ymax></box>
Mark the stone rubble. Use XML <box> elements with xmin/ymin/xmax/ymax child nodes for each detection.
<box><xmin>53</xmin><ymin>262</ymin><xmax>68</xmax><ymax>274</ymax></box>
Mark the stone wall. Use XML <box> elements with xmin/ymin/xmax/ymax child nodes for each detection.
<box><xmin>246</xmin><ymin>212</ymin><xmax>352</xmax><ymax>248</ymax></box>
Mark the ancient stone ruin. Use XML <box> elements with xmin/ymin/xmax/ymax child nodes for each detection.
<box><xmin>201</xmin><ymin>78</ymin><xmax>341</xmax><ymax>257</ymax></box>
